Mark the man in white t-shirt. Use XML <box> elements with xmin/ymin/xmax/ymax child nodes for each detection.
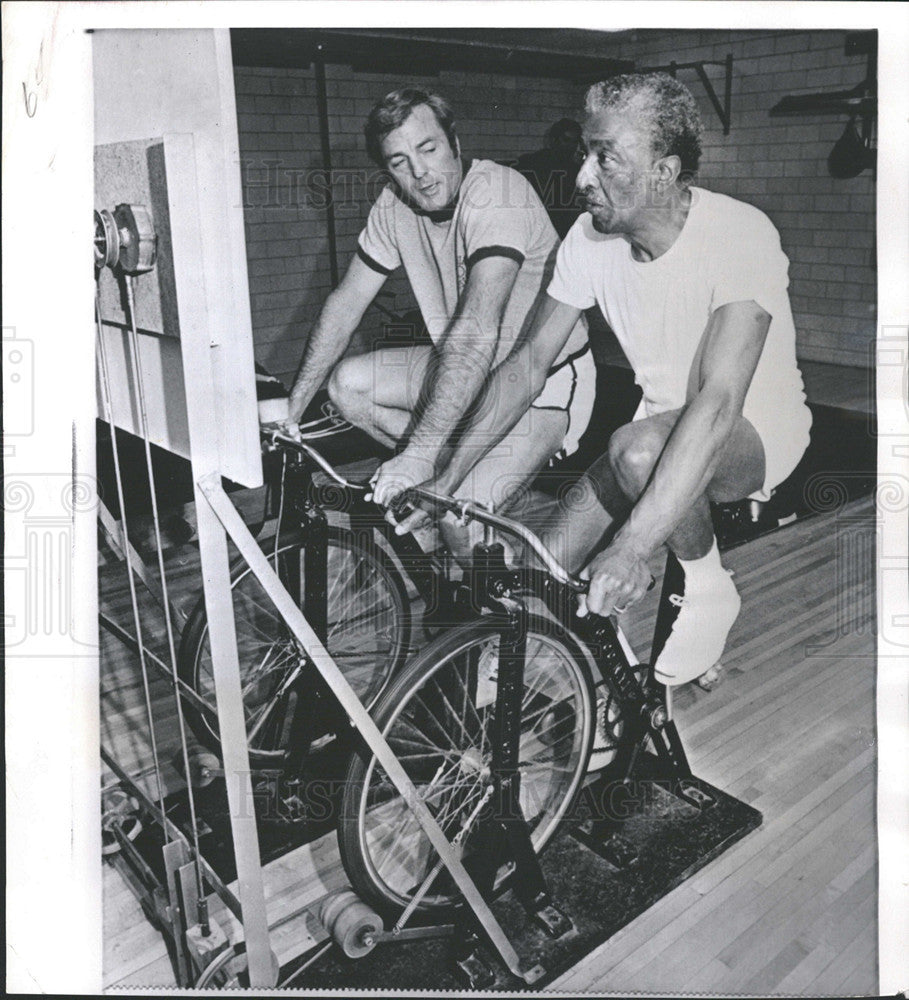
<box><xmin>414</xmin><ymin>72</ymin><xmax>811</xmax><ymax>689</ymax></box>
<box><xmin>284</xmin><ymin>88</ymin><xmax>594</xmax><ymax>560</ymax></box>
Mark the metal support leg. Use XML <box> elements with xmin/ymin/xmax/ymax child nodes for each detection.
<box><xmin>302</xmin><ymin>502</ymin><xmax>328</xmax><ymax>645</ymax></box>
<box><xmin>650</xmin><ymin>550</ymin><xmax>685</xmax><ymax>667</ymax></box>
<box><xmin>583</xmin><ymin>608</ymin><xmax>691</xmax><ymax>780</ymax></box>
<box><xmin>459</xmin><ymin>596</ymin><xmax>570</xmax><ymax>953</ymax></box>
<box><xmin>162</xmin><ymin>840</ymin><xmax>192</xmax><ymax>984</ymax></box>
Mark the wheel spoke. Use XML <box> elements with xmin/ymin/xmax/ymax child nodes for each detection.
<box><xmin>186</xmin><ymin>531</ymin><xmax>404</xmax><ymax>763</ymax></box>
<box><xmin>390</xmin><ymin>715</ymin><xmax>465</xmax><ymax>759</ymax></box>
<box><xmin>347</xmin><ymin>622</ymin><xmax>591</xmax><ymax>914</ymax></box>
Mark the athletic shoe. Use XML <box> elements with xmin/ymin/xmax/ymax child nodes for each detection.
<box><xmin>696</xmin><ymin>662</ymin><xmax>725</xmax><ymax>691</ymax></box>
<box><xmin>653</xmin><ymin>570</ymin><xmax>741</xmax><ymax>686</ymax></box>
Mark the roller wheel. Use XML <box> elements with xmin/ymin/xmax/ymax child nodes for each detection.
<box><xmin>318</xmin><ymin>889</ymin><xmax>383</xmax><ymax>959</ymax></box>
<box><xmin>186</xmin><ymin>749</ymin><xmax>221</xmax><ymax>787</ymax></box>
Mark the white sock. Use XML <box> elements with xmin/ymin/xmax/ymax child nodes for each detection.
<box><xmin>676</xmin><ymin>537</ymin><xmax>724</xmax><ymax>589</ymax></box>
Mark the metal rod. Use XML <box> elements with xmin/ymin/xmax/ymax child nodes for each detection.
<box><xmin>98</xmin><ymin>611</ymin><xmax>219</xmax><ymax>721</ymax></box>
<box><xmin>97</xmin><ymin>499</ymin><xmax>187</xmax><ymax>625</ymax></box>
<box><xmin>640</xmin><ymin>56</ymin><xmax>733</xmax><ymax>134</ymax></box>
<box><xmin>100</xmin><ymin>744</ymin><xmax>243</xmax><ymax>923</ymax></box>
<box><xmin>694</xmin><ymin>62</ymin><xmax>730</xmax><ymax>136</ymax></box>
<box><xmin>314</xmin><ymin>45</ymin><xmax>339</xmax><ymax>288</ymax></box>
<box><xmin>123</xmin><ymin>274</ymin><xmax>207</xmax><ymax>914</ymax></box>
<box><xmin>95</xmin><ymin>295</ymin><xmax>171</xmax><ymax>845</ymax></box>
<box><xmin>265</xmin><ymin>430</ymin><xmax>368</xmax><ymax>489</ymax></box>
<box><xmin>198</xmin><ymin>474</ymin><xmax>529</xmax><ymax>980</ymax></box>
<box><xmin>407</xmin><ymin>486</ymin><xmax>587</xmax><ymax>591</ymax></box>
<box><xmin>276</xmin><ymin>941</ymin><xmax>334</xmax><ymax>989</ymax></box>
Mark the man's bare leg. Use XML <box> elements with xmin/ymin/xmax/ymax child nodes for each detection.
<box><xmin>605</xmin><ymin>409</ymin><xmax>765</xmax><ymax>556</ymax></box>
<box><xmin>541</xmin><ymin>409</ymin><xmax>766</xmax><ymax>687</ymax></box>
<box><xmin>538</xmin><ymin>450</ymin><xmax>630</xmax><ymax>575</ymax></box>
<box><xmin>328</xmin><ymin>345</ymin><xmax>434</xmax><ymax>448</ymax></box>
<box><xmin>603</xmin><ymin>409</ymin><xmax>765</xmax><ymax>685</ymax></box>
<box><xmin>443</xmin><ymin>406</ymin><xmax>570</xmax><ymax>566</ymax></box>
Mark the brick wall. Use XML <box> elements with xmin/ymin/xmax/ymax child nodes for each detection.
<box><xmin>234</xmin><ymin>29</ymin><xmax>876</xmax><ymax>386</ymax></box>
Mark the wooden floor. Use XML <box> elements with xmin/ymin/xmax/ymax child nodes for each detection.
<box><xmin>100</xmin><ymin>489</ymin><xmax>878</xmax><ymax>994</ymax></box>
<box><xmin>554</xmin><ymin>494</ymin><xmax>878</xmax><ymax>995</ymax></box>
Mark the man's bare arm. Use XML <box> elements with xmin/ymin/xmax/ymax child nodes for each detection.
<box><xmin>370</xmin><ymin>255</ymin><xmax>519</xmax><ymax>505</ymax></box>
<box><xmin>409</xmin><ymin>255</ymin><xmax>520</xmax><ymax>459</ymax></box>
<box><xmin>287</xmin><ymin>255</ymin><xmax>388</xmax><ymax>424</ymax></box>
<box><xmin>435</xmin><ymin>295</ymin><xmax>583</xmax><ymax>494</ymax></box>
<box><xmin>583</xmin><ymin>300</ymin><xmax>770</xmax><ymax>614</ymax></box>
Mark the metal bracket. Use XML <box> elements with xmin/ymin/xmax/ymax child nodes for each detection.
<box><xmin>641</xmin><ymin>55</ymin><xmax>734</xmax><ymax>135</ymax></box>
<box><xmin>162</xmin><ymin>841</ymin><xmax>193</xmax><ymax>984</ymax></box>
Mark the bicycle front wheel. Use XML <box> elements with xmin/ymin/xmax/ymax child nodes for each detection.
<box><xmin>177</xmin><ymin>525</ymin><xmax>411</xmax><ymax>766</ymax></box>
<box><xmin>338</xmin><ymin>616</ymin><xmax>595</xmax><ymax>917</ymax></box>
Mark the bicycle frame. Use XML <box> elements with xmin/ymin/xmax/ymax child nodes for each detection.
<box><xmin>266</xmin><ymin>430</ymin><xmax>462</xmax><ymax>631</ymax></box>
<box><xmin>262</xmin><ymin>433</ymin><xmax>693</xmax><ymax>791</ymax></box>
<box><xmin>212</xmin><ymin>432</ymin><xmax>709</xmax><ymax>982</ymax></box>
<box><xmin>252</xmin><ymin>435</ymin><xmax>450</xmax><ymax>772</ymax></box>
<box><xmin>402</xmin><ymin>485</ymin><xmax>693</xmax><ymax>786</ymax></box>
<box><xmin>265</xmin><ymin>430</ymin><xmax>692</xmax><ymax>785</ymax></box>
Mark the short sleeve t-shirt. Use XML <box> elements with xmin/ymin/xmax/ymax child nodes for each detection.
<box><xmin>357</xmin><ymin>158</ymin><xmax>587</xmax><ymax>367</ymax></box>
<box><xmin>548</xmin><ymin>187</ymin><xmax>810</xmax><ymax>446</ymax></box>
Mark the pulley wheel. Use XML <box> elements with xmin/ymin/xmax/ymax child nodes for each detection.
<box><xmin>94</xmin><ymin>208</ymin><xmax>120</xmax><ymax>270</ymax></box>
<box><xmin>195</xmin><ymin>943</ymin><xmax>280</xmax><ymax>988</ymax></box>
<box><xmin>113</xmin><ymin>203</ymin><xmax>158</xmax><ymax>274</ymax></box>
<box><xmin>101</xmin><ymin>787</ymin><xmax>142</xmax><ymax>856</ymax></box>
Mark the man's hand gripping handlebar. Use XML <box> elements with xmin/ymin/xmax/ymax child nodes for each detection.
<box><xmin>391</xmin><ymin>485</ymin><xmax>655</xmax><ymax>616</ymax></box>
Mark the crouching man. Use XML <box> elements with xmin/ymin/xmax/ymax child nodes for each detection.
<box><xmin>284</xmin><ymin>88</ymin><xmax>595</xmax><ymax>561</ymax></box>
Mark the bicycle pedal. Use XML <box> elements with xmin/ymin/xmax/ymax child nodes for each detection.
<box><xmin>532</xmin><ymin>902</ymin><xmax>573</xmax><ymax>939</ymax></box>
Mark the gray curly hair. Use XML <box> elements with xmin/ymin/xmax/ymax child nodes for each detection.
<box><xmin>585</xmin><ymin>72</ymin><xmax>703</xmax><ymax>180</ymax></box>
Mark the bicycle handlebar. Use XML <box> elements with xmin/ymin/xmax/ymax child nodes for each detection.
<box><xmin>260</xmin><ymin>426</ymin><xmax>586</xmax><ymax>592</ymax></box>
<box><xmin>400</xmin><ymin>486</ymin><xmax>587</xmax><ymax>594</ymax></box>
<box><xmin>261</xmin><ymin>427</ymin><xmax>368</xmax><ymax>492</ymax></box>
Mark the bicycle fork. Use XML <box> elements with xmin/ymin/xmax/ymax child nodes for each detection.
<box><xmin>453</xmin><ymin>548</ymin><xmax>574</xmax><ymax>974</ymax></box>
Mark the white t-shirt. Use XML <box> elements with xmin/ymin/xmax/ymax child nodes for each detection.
<box><xmin>548</xmin><ymin>187</ymin><xmax>811</xmax><ymax>492</ymax></box>
<box><xmin>358</xmin><ymin>158</ymin><xmax>587</xmax><ymax>367</ymax></box>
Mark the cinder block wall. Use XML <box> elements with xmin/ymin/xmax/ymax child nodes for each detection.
<box><xmin>606</xmin><ymin>29</ymin><xmax>876</xmax><ymax>369</ymax></box>
<box><xmin>234</xmin><ymin>29</ymin><xmax>876</xmax><ymax>387</ymax></box>
<box><xmin>235</xmin><ymin>63</ymin><xmax>582</xmax><ymax>386</ymax></box>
